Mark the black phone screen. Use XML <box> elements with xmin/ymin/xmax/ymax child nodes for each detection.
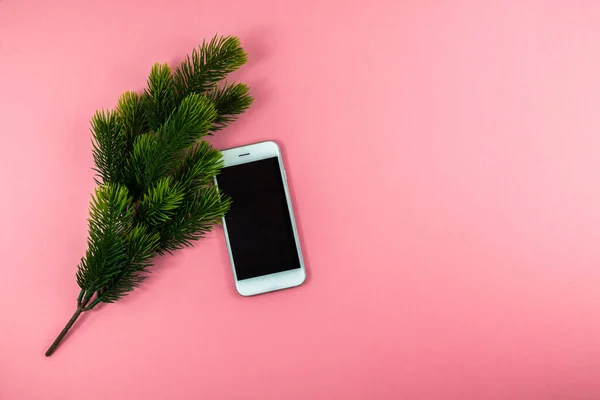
<box><xmin>216</xmin><ymin>157</ymin><xmax>301</xmax><ymax>280</ymax></box>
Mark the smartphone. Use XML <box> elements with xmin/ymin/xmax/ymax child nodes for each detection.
<box><xmin>215</xmin><ymin>141</ymin><xmax>306</xmax><ymax>296</ymax></box>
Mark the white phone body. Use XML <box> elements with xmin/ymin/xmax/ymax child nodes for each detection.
<box><xmin>216</xmin><ymin>141</ymin><xmax>306</xmax><ymax>296</ymax></box>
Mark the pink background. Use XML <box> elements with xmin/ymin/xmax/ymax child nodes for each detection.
<box><xmin>1</xmin><ymin>0</ymin><xmax>600</xmax><ymax>399</ymax></box>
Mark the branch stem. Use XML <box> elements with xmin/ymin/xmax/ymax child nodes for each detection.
<box><xmin>45</xmin><ymin>305</ymin><xmax>85</xmax><ymax>357</ymax></box>
<box><xmin>83</xmin><ymin>297</ymin><xmax>102</xmax><ymax>311</ymax></box>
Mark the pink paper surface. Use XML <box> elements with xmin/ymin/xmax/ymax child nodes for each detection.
<box><xmin>2</xmin><ymin>1</ymin><xmax>600</xmax><ymax>399</ymax></box>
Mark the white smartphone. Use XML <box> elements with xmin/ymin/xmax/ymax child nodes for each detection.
<box><xmin>215</xmin><ymin>141</ymin><xmax>306</xmax><ymax>296</ymax></box>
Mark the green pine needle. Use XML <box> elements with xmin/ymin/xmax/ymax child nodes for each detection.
<box><xmin>143</xmin><ymin>63</ymin><xmax>176</xmax><ymax>131</ymax></box>
<box><xmin>91</xmin><ymin>111</ymin><xmax>127</xmax><ymax>185</ymax></box>
<box><xmin>173</xmin><ymin>36</ymin><xmax>248</xmax><ymax>101</ymax></box>
<box><xmin>158</xmin><ymin>92</ymin><xmax>217</xmax><ymax>151</ymax></box>
<box><xmin>208</xmin><ymin>82</ymin><xmax>253</xmax><ymax>132</ymax></box>
<box><xmin>173</xmin><ymin>140</ymin><xmax>224</xmax><ymax>195</ymax></box>
<box><xmin>46</xmin><ymin>34</ymin><xmax>253</xmax><ymax>357</ymax></box>
<box><xmin>116</xmin><ymin>91</ymin><xmax>143</xmax><ymax>148</ymax></box>
<box><xmin>157</xmin><ymin>185</ymin><xmax>231</xmax><ymax>254</ymax></box>
<box><xmin>138</xmin><ymin>176</ymin><xmax>185</xmax><ymax>226</ymax></box>
<box><xmin>75</xmin><ymin>183</ymin><xmax>133</xmax><ymax>294</ymax></box>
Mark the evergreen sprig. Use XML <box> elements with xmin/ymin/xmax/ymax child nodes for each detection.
<box><xmin>46</xmin><ymin>35</ymin><xmax>252</xmax><ymax>357</ymax></box>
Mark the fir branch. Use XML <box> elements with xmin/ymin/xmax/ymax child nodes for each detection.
<box><xmin>93</xmin><ymin>225</ymin><xmax>160</xmax><ymax>305</ymax></box>
<box><xmin>207</xmin><ymin>82</ymin><xmax>253</xmax><ymax>132</ymax></box>
<box><xmin>157</xmin><ymin>185</ymin><xmax>230</xmax><ymax>253</ymax></box>
<box><xmin>172</xmin><ymin>140</ymin><xmax>224</xmax><ymax>195</ymax></box>
<box><xmin>143</xmin><ymin>63</ymin><xmax>176</xmax><ymax>131</ymax></box>
<box><xmin>125</xmin><ymin>94</ymin><xmax>216</xmax><ymax>197</ymax></box>
<box><xmin>91</xmin><ymin>110</ymin><xmax>127</xmax><ymax>184</ymax></box>
<box><xmin>46</xmin><ymin>35</ymin><xmax>251</xmax><ymax>357</ymax></box>
<box><xmin>173</xmin><ymin>35</ymin><xmax>248</xmax><ymax>102</ymax></box>
<box><xmin>116</xmin><ymin>91</ymin><xmax>144</xmax><ymax>148</ymax></box>
<box><xmin>157</xmin><ymin>92</ymin><xmax>217</xmax><ymax>155</ymax></box>
<box><xmin>137</xmin><ymin>176</ymin><xmax>185</xmax><ymax>226</ymax></box>
<box><xmin>126</xmin><ymin>132</ymin><xmax>165</xmax><ymax>199</ymax></box>
<box><xmin>75</xmin><ymin>184</ymin><xmax>133</xmax><ymax>295</ymax></box>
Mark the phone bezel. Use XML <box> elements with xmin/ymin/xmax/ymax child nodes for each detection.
<box><xmin>216</xmin><ymin>140</ymin><xmax>306</xmax><ymax>296</ymax></box>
